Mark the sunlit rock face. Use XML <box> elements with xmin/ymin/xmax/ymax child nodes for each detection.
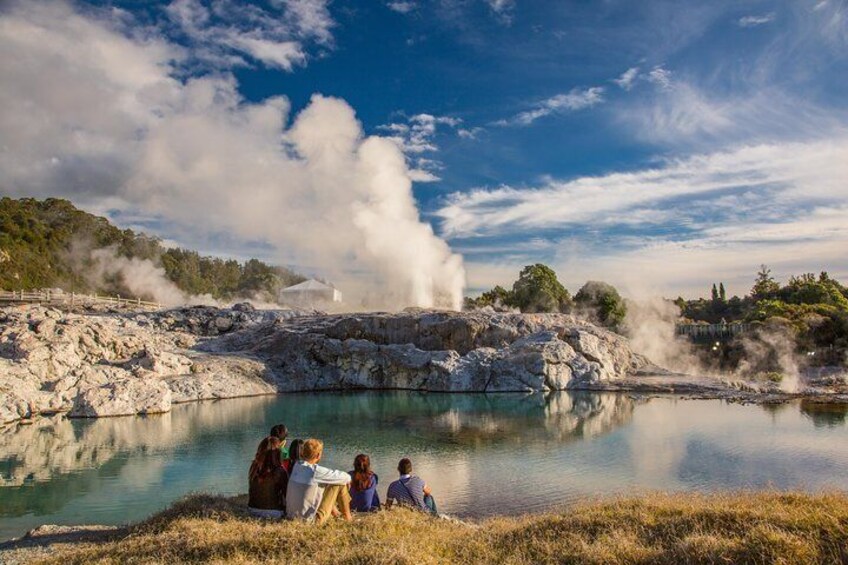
<box><xmin>0</xmin><ymin>305</ymin><xmax>286</xmax><ymax>424</ymax></box>
<box><xmin>1</xmin><ymin>306</ymin><xmax>646</xmax><ymax>424</ymax></box>
<box><xmin>249</xmin><ymin>311</ymin><xmax>646</xmax><ymax>392</ymax></box>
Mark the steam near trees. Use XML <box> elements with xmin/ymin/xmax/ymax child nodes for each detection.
<box><xmin>677</xmin><ymin>265</ymin><xmax>848</xmax><ymax>363</ymax></box>
<box><xmin>464</xmin><ymin>264</ymin><xmax>626</xmax><ymax>329</ymax></box>
<box><xmin>0</xmin><ymin>197</ymin><xmax>304</xmax><ymax>302</ymax></box>
<box><xmin>574</xmin><ymin>281</ymin><xmax>627</xmax><ymax>329</ymax></box>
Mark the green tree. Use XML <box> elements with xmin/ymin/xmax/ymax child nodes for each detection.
<box><xmin>575</xmin><ymin>280</ymin><xmax>627</xmax><ymax>328</ymax></box>
<box><xmin>751</xmin><ymin>264</ymin><xmax>780</xmax><ymax>302</ymax></box>
<box><xmin>719</xmin><ymin>282</ymin><xmax>726</xmax><ymax>302</ymax></box>
<box><xmin>711</xmin><ymin>283</ymin><xmax>719</xmax><ymax>302</ymax></box>
<box><xmin>511</xmin><ymin>264</ymin><xmax>572</xmax><ymax>313</ymax></box>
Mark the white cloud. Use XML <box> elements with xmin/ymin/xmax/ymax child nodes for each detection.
<box><xmin>647</xmin><ymin>66</ymin><xmax>672</xmax><ymax>89</ymax></box>
<box><xmin>618</xmin><ymin>64</ymin><xmax>846</xmax><ymax>147</ymax></box>
<box><xmin>387</xmin><ymin>1</ymin><xmax>417</xmax><ymax>14</ymax></box>
<box><xmin>225</xmin><ymin>36</ymin><xmax>305</xmax><ymax>70</ymax></box>
<box><xmin>439</xmin><ymin>137</ymin><xmax>848</xmax><ymax>297</ymax></box>
<box><xmin>437</xmin><ymin>138</ymin><xmax>848</xmax><ymax>237</ymax></box>
<box><xmin>737</xmin><ymin>13</ymin><xmax>776</xmax><ymax>27</ymax></box>
<box><xmin>486</xmin><ymin>0</ymin><xmax>516</xmax><ymax>24</ymax></box>
<box><xmin>165</xmin><ymin>0</ymin><xmax>333</xmax><ymax>71</ymax></box>
<box><xmin>277</xmin><ymin>0</ymin><xmax>335</xmax><ymax>44</ymax></box>
<box><xmin>378</xmin><ymin>113</ymin><xmax>462</xmax><ymax>181</ymax></box>
<box><xmin>458</xmin><ymin>127</ymin><xmax>484</xmax><ymax>139</ymax></box>
<box><xmin>613</xmin><ymin>67</ymin><xmax>639</xmax><ymax>90</ymax></box>
<box><xmin>0</xmin><ymin>0</ymin><xmax>465</xmax><ymax>309</ymax></box>
<box><xmin>499</xmin><ymin>87</ymin><xmax>605</xmax><ymax>126</ymax></box>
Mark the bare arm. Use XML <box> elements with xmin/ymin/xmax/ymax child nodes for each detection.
<box><xmin>423</xmin><ymin>483</ymin><xmax>431</xmax><ymax>496</ymax></box>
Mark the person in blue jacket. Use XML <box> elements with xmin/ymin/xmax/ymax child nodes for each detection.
<box><xmin>348</xmin><ymin>454</ymin><xmax>381</xmax><ymax>512</ymax></box>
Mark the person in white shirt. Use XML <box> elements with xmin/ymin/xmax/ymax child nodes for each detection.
<box><xmin>285</xmin><ymin>438</ymin><xmax>352</xmax><ymax>524</ymax></box>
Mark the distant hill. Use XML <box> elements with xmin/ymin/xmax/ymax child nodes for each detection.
<box><xmin>0</xmin><ymin>197</ymin><xmax>305</xmax><ymax>301</ymax></box>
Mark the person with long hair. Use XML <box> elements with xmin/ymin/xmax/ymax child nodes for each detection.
<box><xmin>348</xmin><ymin>454</ymin><xmax>380</xmax><ymax>512</ymax></box>
<box><xmin>283</xmin><ymin>439</ymin><xmax>304</xmax><ymax>473</ymax></box>
<box><xmin>248</xmin><ymin>436</ymin><xmax>288</xmax><ymax>519</ymax></box>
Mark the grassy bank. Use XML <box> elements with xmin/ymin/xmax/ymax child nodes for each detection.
<box><xmin>37</xmin><ymin>492</ymin><xmax>848</xmax><ymax>564</ymax></box>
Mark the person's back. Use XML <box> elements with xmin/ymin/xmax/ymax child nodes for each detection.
<box><xmin>285</xmin><ymin>438</ymin><xmax>352</xmax><ymax>524</ymax></box>
<box><xmin>248</xmin><ymin>466</ymin><xmax>288</xmax><ymax>512</ymax></box>
<box><xmin>247</xmin><ymin>436</ymin><xmax>288</xmax><ymax>519</ymax></box>
<box><xmin>349</xmin><ymin>454</ymin><xmax>380</xmax><ymax>512</ymax></box>
<box><xmin>386</xmin><ymin>458</ymin><xmax>436</xmax><ymax>514</ymax></box>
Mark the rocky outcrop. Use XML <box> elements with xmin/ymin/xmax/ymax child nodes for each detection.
<box><xmin>1</xmin><ymin>305</ymin><xmax>649</xmax><ymax>424</ymax></box>
<box><xmin>0</xmin><ymin>305</ymin><xmax>296</xmax><ymax>424</ymax></box>
<box><xmin>70</xmin><ymin>377</ymin><xmax>172</xmax><ymax>417</ymax></box>
<box><xmin>248</xmin><ymin>311</ymin><xmax>645</xmax><ymax>393</ymax></box>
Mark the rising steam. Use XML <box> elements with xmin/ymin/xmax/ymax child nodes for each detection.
<box><xmin>0</xmin><ymin>2</ymin><xmax>465</xmax><ymax>310</ymax></box>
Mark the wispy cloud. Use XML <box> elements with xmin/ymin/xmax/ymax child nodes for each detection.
<box><xmin>647</xmin><ymin>66</ymin><xmax>672</xmax><ymax>89</ymax></box>
<box><xmin>737</xmin><ymin>13</ymin><xmax>776</xmax><ymax>28</ymax></box>
<box><xmin>387</xmin><ymin>1</ymin><xmax>417</xmax><ymax>14</ymax></box>
<box><xmin>379</xmin><ymin>113</ymin><xmax>462</xmax><ymax>181</ymax></box>
<box><xmin>436</xmin><ymin>138</ymin><xmax>848</xmax><ymax>236</ymax></box>
<box><xmin>165</xmin><ymin>0</ymin><xmax>334</xmax><ymax>71</ymax></box>
<box><xmin>613</xmin><ymin>67</ymin><xmax>640</xmax><ymax>90</ymax></box>
<box><xmin>497</xmin><ymin>87</ymin><xmax>605</xmax><ymax>126</ymax></box>
<box><xmin>486</xmin><ymin>0</ymin><xmax>516</xmax><ymax>24</ymax></box>
<box><xmin>457</xmin><ymin>127</ymin><xmax>484</xmax><ymax>139</ymax></box>
<box><xmin>441</xmin><ymin>138</ymin><xmax>848</xmax><ymax>296</ymax></box>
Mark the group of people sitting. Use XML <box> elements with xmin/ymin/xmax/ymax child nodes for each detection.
<box><xmin>248</xmin><ymin>424</ymin><xmax>437</xmax><ymax>524</ymax></box>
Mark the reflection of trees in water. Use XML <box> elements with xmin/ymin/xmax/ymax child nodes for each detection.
<box><xmin>413</xmin><ymin>393</ymin><xmax>635</xmax><ymax>446</ymax></box>
<box><xmin>542</xmin><ymin>393</ymin><xmax>635</xmax><ymax>442</ymax></box>
<box><xmin>800</xmin><ymin>401</ymin><xmax>848</xmax><ymax>428</ymax></box>
<box><xmin>0</xmin><ymin>397</ymin><xmax>278</xmax><ymax>488</ymax></box>
<box><xmin>278</xmin><ymin>392</ymin><xmax>635</xmax><ymax>449</ymax></box>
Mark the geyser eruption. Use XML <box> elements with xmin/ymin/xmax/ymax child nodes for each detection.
<box><xmin>0</xmin><ymin>1</ymin><xmax>465</xmax><ymax>310</ymax></box>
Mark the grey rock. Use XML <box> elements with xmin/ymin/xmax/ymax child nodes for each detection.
<box><xmin>70</xmin><ymin>377</ymin><xmax>171</xmax><ymax>418</ymax></box>
<box><xmin>1</xmin><ymin>304</ymin><xmax>654</xmax><ymax>424</ymax></box>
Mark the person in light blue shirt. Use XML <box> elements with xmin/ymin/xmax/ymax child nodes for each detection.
<box><xmin>285</xmin><ymin>438</ymin><xmax>352</xmax><ymax>524</ymax></box>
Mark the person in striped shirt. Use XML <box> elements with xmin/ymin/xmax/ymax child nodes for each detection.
<box><xmin>386</xmin><ymin>457</ymin><xmax>437</xmax><ymax>515</ymax></box>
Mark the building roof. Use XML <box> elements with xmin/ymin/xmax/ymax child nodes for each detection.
<box><xmin>280</xmin><ymin>279</ymin><xmax>337</xmax><ymax>293</ymax></box>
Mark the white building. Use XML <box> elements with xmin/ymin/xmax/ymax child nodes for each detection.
<box><xmin>279</xmin><ymin>279</ymin><xmax>342</xmax><ymax>306</ymax></box>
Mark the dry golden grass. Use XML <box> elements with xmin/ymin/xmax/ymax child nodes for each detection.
<box><xmin>39</xmin><ymin>491</ymin><xmax>848</xmax><ymax>564</ymax></box>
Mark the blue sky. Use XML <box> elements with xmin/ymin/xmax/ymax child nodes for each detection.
<box><xmin>1</xmin><ymin>0</ymin><xmax>847</xmax><ymax>302</ymax></box>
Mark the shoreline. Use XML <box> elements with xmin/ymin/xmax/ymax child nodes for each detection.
<box><xmin>5</xmin><ymin>381</ymin><xmax>847</xmax><ymax>429</ymax></box>
<box><xmin>2</xmin><ymin>490</ymin><xmax>846</xmax><ymax>564</ymax></box>
<box><xmin>4</xmin><ymin>304</ymin><xmax>847</xmax><ymax>427</ymax></box>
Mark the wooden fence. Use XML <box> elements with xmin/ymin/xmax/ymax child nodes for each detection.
<box><xmin>675</xmin><ymin>322</ymin><xmax>751</xmax><ymax>340</ymax></box>
<box><xmin>0</xmin><ymin>289</ymin><xmax>161</xmax><ymax>310</ymax></box>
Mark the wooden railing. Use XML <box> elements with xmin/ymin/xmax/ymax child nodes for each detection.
<box><xmin>675</xmin><ymin>322</ymin><xmax>751</xmax><ymax>340</ymax></box>
<box><xmin>0</xmin><ymin>289</ymin><xmax>161</xmax><ymax>310</ymax></box>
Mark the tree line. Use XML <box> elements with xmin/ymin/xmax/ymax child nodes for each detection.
<box><xmin>0</xmin><ymin>197</ymin><xmax>305</xmax><ymax>301</ymax></box>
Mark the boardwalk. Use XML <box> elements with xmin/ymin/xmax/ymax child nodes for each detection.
<box><xmin>0</xmin><ymin>289</ymin><xmax>161</xmax><ymax>310</ymax></box>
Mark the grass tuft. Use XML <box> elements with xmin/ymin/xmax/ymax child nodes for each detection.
<box><xmin>38</xmin><ymin>491</ymin><xmax>848</xmax><ymax>564</ymax></box>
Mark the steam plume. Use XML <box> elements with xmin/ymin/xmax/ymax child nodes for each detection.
<box><xmin>0</xmin><ymin>1</ymin><xmax>465</xmax><ymax>310</ymax></box>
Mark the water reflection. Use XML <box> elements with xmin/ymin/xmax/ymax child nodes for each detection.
<box><xmin>1</xmin><ymin>392</ymin><xmax>847</xmax><ymax>541</ymax></box>
<box><xmin>800</xmin><ymin>401</ymin><xmax>848</xmax><ymax>428</ymax></box>
<box><xmin>1</xmin><ymin>396</ymin><xmax>278</xmax><ymax>487</ymax></box>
